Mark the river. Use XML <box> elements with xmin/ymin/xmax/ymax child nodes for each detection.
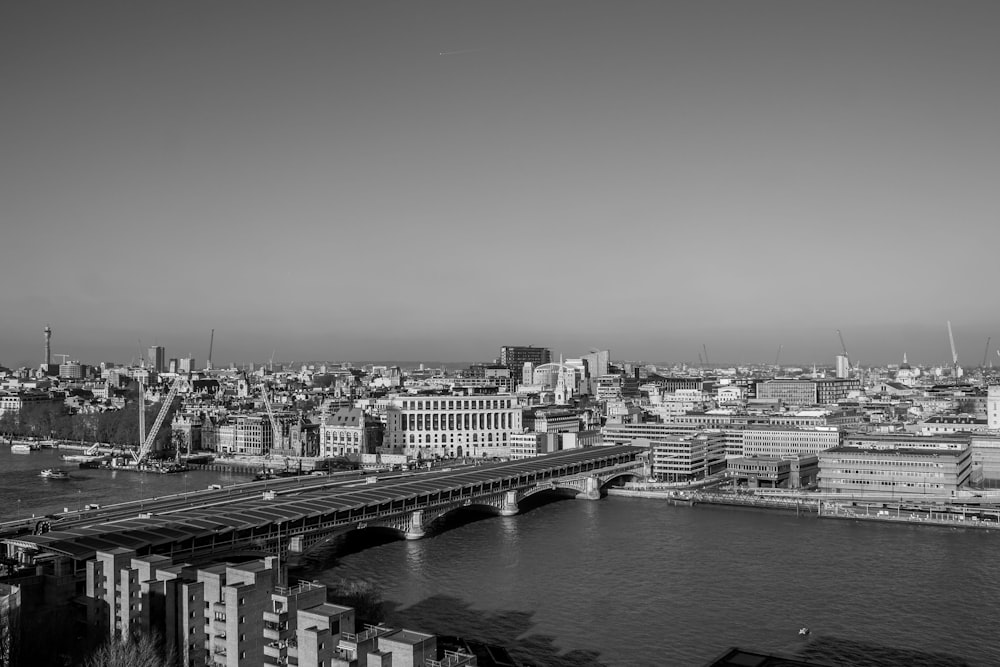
<box><xmin>2</xmin><ymin>447</ymin><xmax>995</xmax><ymax>666</ymax></box>
<box><xmin>0</xmin><ymin>446</ymin><xmax>253</xmax><ymax>520</ymax></box>
<box><xmin>299</xmin><ymin>495</ymin><xmax>999</xmax><ymax>667</ymax></box>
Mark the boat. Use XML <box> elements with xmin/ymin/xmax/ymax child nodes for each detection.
<box><xmin>40</xmin><ymin>469</ymin><xmax>70</xmax><ymax>480</ymax></box>
<box><xmin>799</xmin><ymin>627</ymin><xmax>811</xmax><ymax>636</ymax></box>
<box><xmin>11</xmin><ymin>443</ymin><xmax>34</xmax><ymax>453</ymax></box>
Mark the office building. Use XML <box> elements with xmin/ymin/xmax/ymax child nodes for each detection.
<box><xmin>755</xmin><ymin>378</ymin><xmax>860</xmax><ymax>405</ymax></box>
<box><xmin>818</xmin><ymin>445</ymin><xmax>972</xmax><ymax>498</ymax></box>
<box><xmin>148</xmin><ymin>346</ymin><xmax>166</xmax><ymax>373</ymax></box>
<box><xmin>384</xmin><ymin>394</ymin><xmax>522</xmax><ymax>459</ymax></box>
<box><xmin>320</xmin><ymin>407</ymin><xmax>383</xmax><ymax>458</ymax></box>
<box><xmin>649</xmin><ymin>433</ymin><xmax>727</xmax><ymax>482</ymax></box>
<box><xmin>499</xmin><ymin>346</ymin><xmax>551</xmax><ymax>373</ymax></box>
<box><xmin>741</xmin><ymin>426</ymin><xmax>841</xmax><ymax>458</ymax></box>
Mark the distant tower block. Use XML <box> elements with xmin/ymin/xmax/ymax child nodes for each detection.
<box><xmin>43</xmin><ymin>324</ymin><xmax>52</xmax><ymax>367</ymax></box>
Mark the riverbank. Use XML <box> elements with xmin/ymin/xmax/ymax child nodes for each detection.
<box><xmin>607</xmin><ymin>487</ymin><xmax>1000</xmax><ymax>530</ymax></box>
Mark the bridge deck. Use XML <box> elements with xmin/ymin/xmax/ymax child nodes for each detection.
<box><xmin>7</xmin><ymin>446</ymin><xmax>643</xmax><ymax>563</ymax></box>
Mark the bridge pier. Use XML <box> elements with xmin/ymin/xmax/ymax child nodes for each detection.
<box><xmin>499</xmin><ymin>490</ymin><xmax>519</xmax><ymax>516</ymax></box>
<box><xmin>404</xmin><ymin>510</ymin><xmax>426</xmax><ymax>540</ymax></box>
<box><xmin>575</xmin><ymin>476</ymin><xmax>602</xmax><ymax>501</ymax></box>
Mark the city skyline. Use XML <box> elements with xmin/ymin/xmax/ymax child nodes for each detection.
<box><xmin>0</xmin><ymin>320</ymin><xmax>994</xmax><ymax>371</ymax></box>
<box><xmin>2</xmin><ymin>2</ymin><xmax>999</xmax><ymax>368</ymax></box>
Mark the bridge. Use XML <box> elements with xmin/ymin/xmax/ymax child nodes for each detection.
<box><xmin>2</xmin><ymin>446</ymin><xmax>646</xmax><ymax>574</ymax></box>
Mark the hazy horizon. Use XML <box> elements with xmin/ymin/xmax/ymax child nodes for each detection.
<box><xmin>2</xmin><ymin>2</ymin><xmax>998</xmax><ymax>369</ymax></box>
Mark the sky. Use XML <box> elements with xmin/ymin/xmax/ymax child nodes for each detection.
<box><xmin>2</xmin><ymin>1</ymin><xmax>999</xmax><ymax>369</ymax></box>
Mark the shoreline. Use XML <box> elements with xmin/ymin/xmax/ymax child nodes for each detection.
<box><xmin>606</xmin><ymin>488</ymin><xmax>1000</xmax><ymax>531</ymax></box>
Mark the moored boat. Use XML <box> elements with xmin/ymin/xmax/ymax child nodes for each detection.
<box><xmin>11</xmin><ymin>443</ymin><xmax>34</xmax><ymax>453</ymax></box>
<box><xmin>40</xmin><ymin>468</ymin><xmax>70</xmax><ymax>480</ymax></box>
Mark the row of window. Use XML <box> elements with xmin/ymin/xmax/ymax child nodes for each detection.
<box><xmin>404</xmin><ymin>412</ymin><xmax>511</xmax><ymax>431</ymax></box>
<box><xmin>401</xmin><ymin>398</ymin><xmax>511</xmax><ymax>410</ymax></box>
<box><xmin>407</xmin><ymin>433</ymin><xmax>508</xmax><ymax>444</ymax></box>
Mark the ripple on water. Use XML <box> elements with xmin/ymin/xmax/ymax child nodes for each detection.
<box><xmin>299</xmin><ymin>497</ymin><xmax>998</xmax><ymax>667</ymax></box>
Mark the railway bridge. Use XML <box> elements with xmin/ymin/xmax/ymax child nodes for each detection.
<box><xmin>3</xmin><ymin>446</ymin><xmax>647</xmax><ymax>574</ymax></box>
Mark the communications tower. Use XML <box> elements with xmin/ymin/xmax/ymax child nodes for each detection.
<box><xmin>43</xmin><ymin>324</ymin><xmax>52</xmax><ymax>367</ymax></box>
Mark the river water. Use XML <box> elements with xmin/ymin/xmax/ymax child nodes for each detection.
<box><xmin>300</xmin><ymin>496</ymin><xmax>999</xmax><ymax>667</ymax></box>
<box><xmin>3</xmin><ymin>447</ymin><xmax>996</xmax><ymax>666</ymax></box>
<box><xmin>0</xmin><ymin>446</ymin><xmax>253</xmax><ymax>520</ymax></box>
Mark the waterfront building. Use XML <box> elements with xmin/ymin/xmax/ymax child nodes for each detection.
<box><xmin>0</xmin><ymin>389</ymin><xmax>61</xmax><ymax>418</ymax></box>
<box><xmin>817</xmin><ymin>445</ymin><xmax>972</xmax><ymax>498</ymax></box>
<box><xmin>726</xmin><ymin>454</ymin><xmax>818</xmax><ymax>489</ymax></box>
<box><xmin>319</xmin><ymin>407</ymin><xmax>383</xmax><ymax>458</ymax></box>
<box><xmin>649</xmin><ymin>433</ymin><xmax>726</xmax><ymax>482</ymax></box>
<box><xmin>384</xmin><ymin>394</ymin><xmax>522</xmax><ymax>459</ymax></box>
<box><xmin>201</xmin><ymin>412</ymin><xmax>296</xmax><ymax>456</ymax></box>
<box><xmin>740</xmin><ymin>426</ymin><xmax>841</xmax><ymax>458</ymax></box>
<box><xmin>842</xmin><ymin>433</ymin><xmax>970</xmax><ymax>451</ymax></box>
<box><xmin>970</xmin><ymin>435</ymin><xmax>1000</xmax><ymax>487</ymax></box>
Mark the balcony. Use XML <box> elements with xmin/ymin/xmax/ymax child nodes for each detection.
<box><xmin>427</xmin><ymin>650</ymin><xmax>477</xmax><ymax>667</ymax></box>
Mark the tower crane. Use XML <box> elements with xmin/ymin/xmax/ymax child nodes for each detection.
<box><xmin>836</xmin><ymin>330</ymin><xmax>850</xmax><ymax>368</ymax></box>
<box><xmin>774</xmin><ymin>344</ymin><xmax>783</xmax><ymax>368</ymax></box>
<box><xmin>982</xmin><ymin>337</ymin><xmax>991</xmax><ymax>369</ymax></box>
<box><xmin>702</xmin><ymin>344</ymin><xmax>710</xmax><ymax>369</ymax></box>
<box><xmin>947</xmin><ymin>321</ymin><xmax>960</xmax><ymax>380</ymax></box>
<box><xmin>207</xmin><ymin>329</ymin><xmax>215</xmax><ymax>371</ymax></box>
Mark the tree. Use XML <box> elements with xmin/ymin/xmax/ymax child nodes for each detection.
<box><xmin>83</xmin><ymin>633</ymin><xmax>174</xmax><ymax>667</ymax></box>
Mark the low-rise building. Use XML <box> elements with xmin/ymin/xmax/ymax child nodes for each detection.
<box><xmin>740</xmin><ymin>426</ymin><xmax>841</xmax><ymax>458</ymax></box>
<box><xmin>649</xmin><ymin>433</ymin><xmax>726</xmax><ymax>482</ymax></box>
<box><xmin>817</xmin><ymin>446</ymin><xmax>972</xmax><ymax>498</ymax></box>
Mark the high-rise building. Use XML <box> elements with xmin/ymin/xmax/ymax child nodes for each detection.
<box><xmin>178</xmin><ymin>357</ymin><xmax>196</xmax><ymax>373</ymax></box>
<box><xmin>835</xmin><ymin>354</ymin><xmax>850</xmax><ymax>379</ymax></box>
<box><xmin>500</xmin><ymin>345</ymin><xmax>551</xmax><ymax>373</ymax></box>
<box><xmin>148</xmin><ymin>346</ymin><xmax>165</xmax><ymax>373</ymax></box>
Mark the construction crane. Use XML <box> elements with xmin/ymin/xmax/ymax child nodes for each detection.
<box><xmin>947</xmin><ymin>321</ymin><xmax>960</xmax><ymax>380</ymax></box>
<box><xmin>982</xmin><ymin>337</ymin><xmax>991</xmax><ymax>369</ymax></box>
<box><xmin>774</xmin><ymin>344</ymin><xmax>783</xmax><ymax>368</ymax></box>
<box><xmin>207</xmin><ymin>329</ymin><xmax>215</xmax><ymax>371</ymax></box>
<box><xmin>836</xmin><ymin>330</ymin><xmax>850</xmax><ymax>367</ymax></box>
<box><xmin>133</xmin><ymin>376</ymin><xmax>187</xmax><ymax>465</ymax></box>
<box><xmin>261</xmin><ymin>382</ymin><xmax>284</xmax><ymax>456</ymax></box>
<box><xmin>702</xmin><ymin>344</ymin><xmax>710</xmax><ymax>369</ymax></box>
